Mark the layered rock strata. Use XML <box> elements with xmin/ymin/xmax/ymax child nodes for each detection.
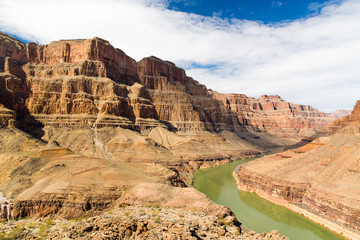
<box><xmin>211</xmin><ymin>92</ymin><xmax>333</xmax><ymax>142</ymax></box>
<box><xmin>0</xmin><ymin>105</ymin><xmax>16</xmax><ymax>127</ymax></box>
<box><xmin>0</xmin><ymin>31</ymin><xmax>330</xmax><ymax>145</ymax></box>
<box><xmin>1</xmin><ymin>32</ymin><xmax>246</xmax><ymax>135</ymax></box>
<box><xmin>234</xmin><ymin>100</ymin><xmax>360</xmax><ymax>232</ymax></box>
<box><xmin>0</xmin><ymin>30</ymin><xmax>335</xmax><ymax>236</ymax></box>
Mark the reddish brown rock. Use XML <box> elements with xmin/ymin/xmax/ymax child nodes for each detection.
<box><xmin>0</xmin><ymin>32</ymin><xmax>341</xmax><ymax>232</ymax></box>
<box><xmin>211</xmin><ymin>92</ymin><xmax>332</xmax><ymax>142</ymax></box>
<box><xmin>0</xmin><ymin>33</ymin><xmax>27</xmax><ymax>64</ymax></box>
<box><xmin>350</xmin><ymin>100</ymin><xmax>360</xmax><ymax>121</ymax></box>
<box><xmin>234</xmin><ymin>100</ymin><xmax>360</xmax><ymax>231</ymax></box>
<box><xmin>26</xmin><ymin>37</ymin><xmax>138</xmax><ymax>84</ymax></box>
<box><xmin>0</xmin><ymin>31</ymin><xmax>332</xmax><ymax>146</ymax></box>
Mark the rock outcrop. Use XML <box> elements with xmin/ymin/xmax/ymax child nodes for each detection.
<box><xmin>211</xmin><ymin>92</ymin><xmax>332</xmax><ymax>142</ymax></box>
<box><xmin>0</xmin><ymin>206</ymin><xmax>288</xmax><ymax>240</ymax></box>
<box><xmin>350</xmin><ymin>100</ymin><xmax>360</xmax><ymax>121</ymax></box>
<box><xmin>0</xmin><ymin>193</ymin><xmax>13</xmax><ymax>221</ymax></box>
<box><xmin>0</xmin><ymin>105</ymin><xmax>16</xmax><ymax>127</ymax></box>
<box><xmin>0</xmin><ymin>33</ymin><xmax>27</xmax><ymax>65</ymax></box>
<box><xmin>234</xmin><ymin>100</ymin><xmax>360</xmax><ymax>231</ymax></box>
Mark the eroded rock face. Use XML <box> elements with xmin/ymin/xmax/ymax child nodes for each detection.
<box><xmin>0</xmin><ymin>31</ymin><xmax>332</xmax><ymax>142</ymax></box>
<box><xmin>1</xmin><ymin>33</ymin><xmax>239</xmax><ymax>133</ymax></box>
<box><xmin>350</xmin><ymin>100</ymin><xmax>360</xmax><ymax>121</ymax></box>
<box><xmin>0</xmin><ymin>193</ymin><xmax>13</xmax><ymax>221</ymax></box>
<box><xmin>211</xmin><ymin>92</ymin><xmax>332</xmax><ymax>142</ymax></box>
<box><xmin>234</xmin><ymin>100</ymin><xmax>360</xmax><ymax>231</ymax></box>
<box><xmin>26</xmin><ymin>37</ymin><xmax>138</xmax><ymax>83</ymax></box>
<box><xmin>0</xmin><ymin>105</ymin><xmax>16</xmax><ymax>128</ymax></box>
<box><xmin>0</xmin><ymin>31</ymin><xmax>333</xmax><ymax>229</ymax></box>
<box><xmin>0</xmin><ymin>33</ymin><xmax>27</xmax><ymax>65</ymax></box>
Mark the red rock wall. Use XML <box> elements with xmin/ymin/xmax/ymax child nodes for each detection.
<box><xmin>211</xmin><ymin>92</ymin><xmax>332</xmax><ymax>140</ymax></box>
<box><xmin>0</xmin><ymin>31</ymin><xmax>331</xmax><ymax>137</ymax></box>
<box><xmin>0</xmin><ymin>33</ymin><xmax>249</xmax><ymax>133</ymax></box>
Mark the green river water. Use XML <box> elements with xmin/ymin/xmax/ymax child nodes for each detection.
<box><xmin>193</xmin><ymin>159</ymin><xmax>345</xmax><ymax>240</ymax></box>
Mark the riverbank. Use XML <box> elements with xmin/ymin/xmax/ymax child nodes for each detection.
<box><xmin>286</xmin><ymin>203</ymin><xmax>360</xmax><ymax>240</ymax></box>
<box><xmin>233</xmin><ymin>167</ymin><xmax>360</xmax><ymax>240</ymax></box>
<box><xmin>194</xmin><ymin>159</ymin><xmax>345</xmax><ymax>240</ymax></box>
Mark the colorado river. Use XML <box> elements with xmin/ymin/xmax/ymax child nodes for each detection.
<box><xmin>193</xmin><ymin>159</ymin><xmax>345</xmax><ymax>240</ymax></box>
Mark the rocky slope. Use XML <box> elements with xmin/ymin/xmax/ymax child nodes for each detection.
<box><xmin>234</xmin><ymin>100</ymin><xmax>360</xmax><ymax>232</ymax></box>
<box><xmin>0</xmin><ymin>206</ymin><xmax>288</xmax><ymax>240</ymax></box>
<box><xmin>0</xmin><ymin>31</ymin><xmax>279</xmax><ymax>228</ymax></box>
<box><xmin>211</xmin><ymin>92</ymin><xmax>333</xmax><ymax>143</ymax></box>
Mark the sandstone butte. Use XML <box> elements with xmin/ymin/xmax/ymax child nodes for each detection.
<box><xmin>234</xmin><ymin>100</ymin><xmax>360</xmax><ymax>239</ymax></box>
<box><xmin>0</xmin><ymin>31</ymin><xmax>347</xmax><ymax>239</ymax></box>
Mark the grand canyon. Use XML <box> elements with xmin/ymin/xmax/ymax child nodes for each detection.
<box><xmin>0</xmin><ymin>30</ymin><xmax>358</xmax><ymax>240</ymax></box>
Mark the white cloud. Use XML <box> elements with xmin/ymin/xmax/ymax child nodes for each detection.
<box><xmin>272</xmin><ymin>1</ymin><xmax>284</xmax><ymax>8</ymax></box>
<box><xmin>0</xmin><ymin>0</ymin><xmax>359</xmax><ymax>112</ymax></box>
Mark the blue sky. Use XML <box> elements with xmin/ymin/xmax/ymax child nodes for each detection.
<box><xmin>0</xmin><ymin>0</ymin><xmax>359</xmax><ymax>112</ymax></box>
<box><xmin>167</xmin><ymin>0</ymin><xmax>339</xmax><ymax>22</ymax></box>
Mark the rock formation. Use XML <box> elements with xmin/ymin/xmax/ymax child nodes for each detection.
<box><xmin>211</xmin><ymin>92</ymin><xmax>333</xmax><ymax>143</ymax></box>
<box><xmin>0</xmin><ymin>193</ymin><xmax>13</xmax><ymax>221</ymax></box>
<box><xmin>328</xmin><ymin>109</ymin><xmax>352</xmax><ymax>120</ymax></box>
<box><xmin>234</xmin><ymin>100</ymin><xmax>360</xmax><ymax>232</ymax></box>
<box><xmin>0</xmin><ymin>31</ymin><xmax>332</xmax><ymax>143</ymax></box>
<box><xmin>0</xmin><ymin>31</ymin><xmax>340</xmax><ymax>239</ymax></box>
<box><xmin>0</xmin><ymin>31</ymin><xmax>271</xmax><ymax>222</ymax></box>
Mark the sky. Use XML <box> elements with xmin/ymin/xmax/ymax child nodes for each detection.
<box><xmin>167</xmin><ymin>0</ymin><xmax>337</xmax><ymax>22</ymax></box>
<box><xmin>0</xmin><ymin>0</ymin><xmax>359</xmax><ymax>112</ymax></box>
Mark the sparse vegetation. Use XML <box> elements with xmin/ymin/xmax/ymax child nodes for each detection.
<box><xmin>154</xmin><ymin>216</ymin><xmax>161</xmax><ymax>223</ymax></box>
<box><xmin>3</xmin><ymin>223</ymin><xmax>25</xmax><ymax>239</ymax></box>
<box><xmin>0</xmin><ymin>206</ymin><xmax>289</xmax><ymax>239</ymax></box>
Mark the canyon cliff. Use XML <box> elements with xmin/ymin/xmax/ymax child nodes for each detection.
<box><xmin>0</xmin><ymin>32</ymin><xmax>272</xmax><ymax>222</ymax></box>
<box><xmin>0</xmin><ymin>31</ymin><xmax>338</xmax><ymax>239</ymax></box>
<box><xmin>211</xmin><ymin>92</ymin><xmax>332</xmax><ymax>143</ymax></box>
<box><xmin>234</xmin><ymin>100</ymin><xmax>360</xmax><ymax>233</ymax></box>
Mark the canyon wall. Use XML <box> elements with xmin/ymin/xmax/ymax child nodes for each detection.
<box><xmin>234</xmin><ymin>101</ymin><xmax>360</xmax><ymax>231</ymax></box>
<box><xmin>0</xmin><ymin>32</ymin><xmax>266</xmax><ymax>218</ymax></box>
<box><xmin>211</xmin><ymin>92</ymin><xmax>332</xmax><ymax>142</ymax></box>
<box><xmin>0</xmin><ymin>31</ymin><xmax>333</xmax><ymax>142</ymax></box>
<box><xmin>0</xmin><ymin>33</ymin><xmax>246</xmax><ymax>135</ymax></box>
<box><xmin>0</xmin><ymin>31</ymin><xmax>338</xmax><ymax>223</ymax></box>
